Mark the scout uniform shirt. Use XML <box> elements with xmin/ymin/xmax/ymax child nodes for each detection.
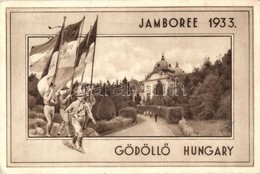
<box><xmin>43</xmin><ymin>88</ymin><xmax>56</xmax><ymax>106</ymax></box>
<box><xmin>66</xmin><ymin>100</ymin><xmax>94</xmax><ymax>120</ymax></box>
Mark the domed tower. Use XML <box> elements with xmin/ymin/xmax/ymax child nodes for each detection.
<box><xmin>154</xmin><ymin>53</ymin><xmax>174</xmax><ymax>72</ymax></box>
<box><xmin>172</xmin><ymin>61</ymin><xmax>185</xmax><ymax>75</ymax></box>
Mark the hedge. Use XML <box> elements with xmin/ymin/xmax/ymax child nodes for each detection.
<box><xmin>137</xmin><ymin>105</ymin><xmax>183</xmax><ymax>124</ymax></box>
<box><xmin>95</xmin><ymin>116</ymin><xmax>132</xmax><ymax>134</ymax></box>
<box><xmin>119</xmin><ymin>107</ymin><xmax>137</xmax><ymax>123</ymax></box>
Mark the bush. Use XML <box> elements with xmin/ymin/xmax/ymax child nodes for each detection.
<box><xmin>29</xmin><ymin>118</ymin><xmax>47</xmax><ymax>129</ymax></box>
<box><xmin>165</xmin><ymin>107</ymin><xmax>183</xmax><ymax>124</ymax></box>
<box><xmin>119</xmin><ymin>107</ymin><xmax>137</xmax><ymax>123</ymax></box>
<box><xmin>95</xmin><ymin>116</ymin><xmax>132</xmax><ymax>134</ymax></box>
<box><xmin>96</xmin><ymin>97</ymin><xmax>116</xmax><ymax>120</ymax></box>
<box><xmin>28</xmin><ymin>95</ymin><xmax>36</xmax><ymax>110</ymax></box>
<box><xmin>180</xmin><ymin>104</ymin><xmax>192</xmax><ymax>119</ymax></box>
<box><xmin>137</xmin><ymin>105</ymin><xmax>182</xmax><ymax>124</ymax></box>
<box><xmin>36</xmin><ymin>127</ymin><xmax>45</xmax><ymax>135</ymax></box>
<box><xmin>36</xmin><ymin>112</ymin><xmax>46</xmax><ymax>120</ymax></box>
<box><xmin>28</xmin><ymin>110</ymin><xmax>37</xmax><ymax>119</ymax></box>
<box><xmin>111</xmin><ymin>96</ymin><xmax>129</xmax><ymax>116</ymax></box>
<box><xmin>91</xmin><ymin>98</ymin><xmax>100</xmax><ymax>120</ymax></box>
<box><xmin>29</xmin><ymin>129</ymin><xmax>36</xmax><ymax>135</ymax></box>
<box><xmin>152</xmin><ymin>96</ymin><xmax>165</xmax><ymax>106</ymax></box>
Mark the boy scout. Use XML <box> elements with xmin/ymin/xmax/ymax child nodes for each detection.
<box><xmin>65</xmin><ymin>86</ymin><xmax>96</xmax><ymax>153</ymax></box>
<box><xmin>57</xmin><ymin>86</ymin><xmax>72</xmax><ymax>136</ymax></box>
<box><xmin>43</xmin><ymin>83</ymin><xmax>57</xmax><ymax>136</ymax></box>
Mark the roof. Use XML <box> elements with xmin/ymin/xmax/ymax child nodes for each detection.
<box><xmin>144</xmin><ymin>54</ymin><xmax>185</xmax><ymax>81</ymax></box>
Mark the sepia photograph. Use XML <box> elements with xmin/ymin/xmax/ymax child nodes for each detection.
<box><xmin>3</xmin><ymin>4</ymin><xmax>256</xmax><ymax>170</ymax></box>
<box><xmin>28</xmin><ymin>31</ymin><xmax>232</xmax><ymax>140</ymax></box>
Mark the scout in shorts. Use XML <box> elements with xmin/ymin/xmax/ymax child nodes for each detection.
<box><xmin>57</xmin><ymin>86</ymin><xmax>72</xmax><ymax>136</ymax></box>
<box><xmin>43</xmin><ymin>83</ymin><xmax>57</xmax><ymax>136</ymax></box>
<box><xmin>65</xmin><ymin>86</ymin><xmax>96</xmax><ymax>153</ymax></box>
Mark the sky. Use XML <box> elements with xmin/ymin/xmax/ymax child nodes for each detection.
<box><xmin>29</xmin><ymin>36</ymin><xmax>231</xmax><ymax>83</ymax></box>
<box><xmin>83</xmin><ymin>36</ymin><xmax>231</xmax><ymax>83</ymax></box>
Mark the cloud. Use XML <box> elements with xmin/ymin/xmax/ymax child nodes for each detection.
<box><xmin>82</xmin><ymin>37</ymin><xmax>231</xmax><ymax>83</ymax></box>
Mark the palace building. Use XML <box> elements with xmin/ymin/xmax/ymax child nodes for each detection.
<box><xmin>143</xmin><ymin>53</ymin><xmax>185</xmax><ymax>101</ymax></box>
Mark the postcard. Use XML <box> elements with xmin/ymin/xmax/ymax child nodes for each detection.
<box><xmin>1</xmin><ymin>1</ymin><xmax>259</xmax><ymax>173</ymax></box>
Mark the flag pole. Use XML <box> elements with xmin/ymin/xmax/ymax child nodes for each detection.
<box><xmin>69</xmin><ymin>16</ymin><xmax>85</xmax><ymax>95</ymax></box>
<box><xmin>80</xmin><ymin>26</ymin><xmax>93</xmax><ymax>83</ymax></box>
<box><xmin>52</xmin><ymin>16</ymin><xmax>66</xmax><ymax>86</ymax></box>
<box><xmin>89</xmin><ymin>15</ymin><xmax>98</xmax><ymax>97</ymax></box>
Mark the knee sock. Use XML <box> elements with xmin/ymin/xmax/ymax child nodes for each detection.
<box><xmin>57</xmin><ymin>122</ymin><xmax>65</xmax><ymax>133</ymax></box>
<box><xmin>64</xmin><ymin>122</ymin><xmax>70</xmax><ymax>135</ymax></box>
<box><xmin>73</xmin><ymin>133</ymin><xmax>78</xmax><ymax>144</ymax></box>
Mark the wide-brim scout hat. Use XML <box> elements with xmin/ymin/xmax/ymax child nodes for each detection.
<box><xmin>60</xmin><ymin>86</ymin><xmax>69</xmax><ymax>90</ymax></box>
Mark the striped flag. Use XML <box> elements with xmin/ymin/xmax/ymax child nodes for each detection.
<box><xmin>37</xmin><ymin>18</ymin><xmax>84</xmax><ymax>96</ymax></box>
<box><xmin>29</xmin><ymin>36</ymin><xmax>58</xmax><ymax>73</ymax></box>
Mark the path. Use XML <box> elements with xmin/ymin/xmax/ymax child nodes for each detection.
<box><xmin>106</xmin><ymin>114</ymin><xmax>183</xmax><ymax>136</ymax></box>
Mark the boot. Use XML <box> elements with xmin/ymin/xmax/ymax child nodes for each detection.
<box><xmin>68</xmin><ymin>135</ymin><xmax>77</xmax><ymax>150</ymax></box>
<box><xmin>72</xmin><ymin>135</ymin><xmax>77</xmax><ymax>144</ymax></box>
<box><xmin>77</xmin><ymin>137</ymin><xmax>85</xmax><ymax>154</ymax></box>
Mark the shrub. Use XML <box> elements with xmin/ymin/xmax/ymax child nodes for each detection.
<box><xmin>96</xmin><ymin>97</ymin><xmax>116</xmax><ymax>120</ymax></box>
<box><xmin>28</xmin><ymin>95</ymin><xmax>36</xmax><ymax>110</ymax></box>
<box><xmin>95</xmin><ymin>116</ymin><xmax>132</xmax><ymax>134</ymax></box>
<box><xmin>36</xmin><ymin>127</ymin><xmax>45</xmax><ymax>135</ymax></box>
<box><xmin>111</xmin><ymin>96</ymin><xmax>129</xmax><ymax>116</ymax></box>
<box><xmin>178</xmin><ymin>104</ymin><xmax>192</xmax><ymax>119</ymax></box>
<box><xmin>165</xmin><ymin>107</ymin><xmax>183</xmax><ymax>124</ymax></box>
<box><xmin>137</xmin><ymin>105</ymin><xmax>182</xmax><ymax>124</ymax></box>
<box><xmin>29</xmin><ymin>129</ymin><xmax>36</xmax><ymax>135</ymax></box>
<box><xmin>152</xmin><ymin>96</ymin><xmax>165</xmax><ymax>106</ymax></box>
<box><xmin>29</xmin><ymin>118</ymin><xmax>47</xmax><ymax>129</ymax></box>
<box><xmin>32</xmin><ymin>105</ymin><xmax>44</xmax><ymax>113</ymax></box>
<box><xmin>28</xmin><ymin>110</ymin><xmax>37</xmax><ymax>119</ymax></box>
<box><xmin>119</xmin><ymin>107</ymin><xmax>137</xmax><ymax>123</ymax></box>
<box><xmin>91</xmin><ymin>99</ymin><xmax>100</xmax><ymax>120</ymax></box>
<box><xmin>36</xmin><ymin>112</ymin><xmax>46</xmax><ymax>120</ymax></box>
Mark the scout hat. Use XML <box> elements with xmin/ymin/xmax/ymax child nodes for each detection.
<box><xmin>60</xmin><ymin>86</ymin><xmax>69</xmax><ymax>91</ymax></box>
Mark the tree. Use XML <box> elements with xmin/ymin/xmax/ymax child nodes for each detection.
<box><xmin>96</xmin><ymin>96</ymin><xmax>116</xmax><ymax>120</ymax></box>
<box><xmin>189</xmin><ymin>74</ymin><xmax>220</xmax><ymax>119</ymax></box>
<box><xmin>28</xmin><ymin>73</ymin><xmax>43</xmax><ymax>105</ymax></box>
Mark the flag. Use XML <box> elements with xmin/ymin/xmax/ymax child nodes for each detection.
<box><xmin>29</xmin><ymin>36</ymin><xmax>58</xmax><ymax>72</ymax></box>
<box><xmin>76</xmin><ymin>19</ymin><xmax>97</xmax><ymax>67</ymax></box>
<box><xmin>41</xmin><ymin>19</ymin><xmax>83</xmax><ymax>78</ymax></box>
<box><xmin>37</xmin><ymin>18</ymin><xmax>84</xmax><ymax>96</ymax></box>
<box><xmin>52</xmin><ymin>18</ymin><xmax>97</xmax><ymax>93</ymax></box>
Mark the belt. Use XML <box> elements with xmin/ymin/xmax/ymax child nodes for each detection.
<box><xmin>45</xmin><ymin>103</ymin><xmax>55</xmax><ymax>106</ymax></box>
